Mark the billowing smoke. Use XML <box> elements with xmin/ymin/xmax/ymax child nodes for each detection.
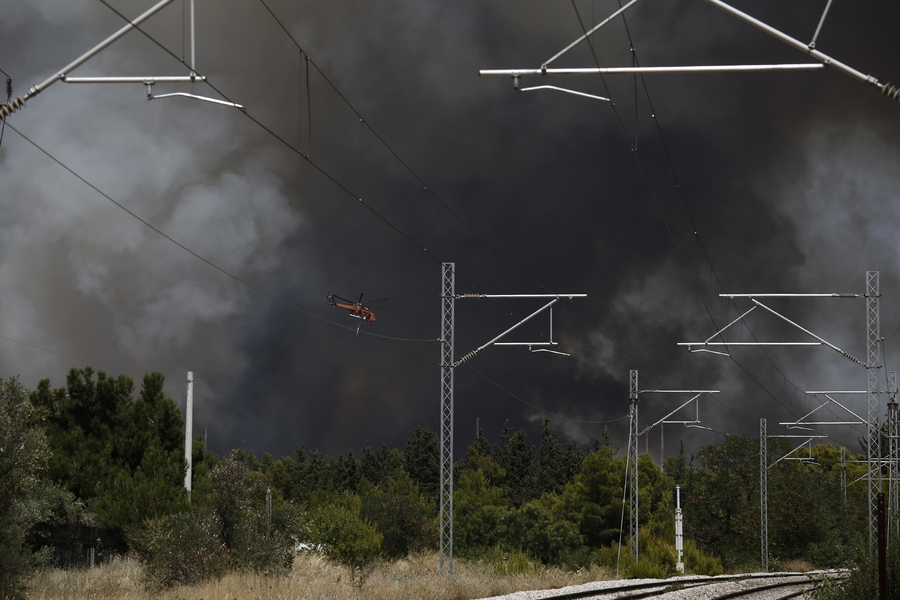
<box><xmin>1</xmin><ymin>0</ymin><xmax>898</xmax><ymax>460</ymax></box>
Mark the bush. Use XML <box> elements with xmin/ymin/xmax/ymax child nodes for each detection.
<box><xmin>230</xmin><ymin>509</ymin><xmax>297</xmax><ymax>575</ymax></box>
<box><xmin>596</xmin><ymin>528</ymin><xmax>721</xmax><ymax>578</ymax></box>
<box><xmin>358</xmin><ymin>470</ymin><xmax>436</xmax><ymax>559</ymax></box>
<box><xmin>128</xmin><ymin>511</ymin><xmax>227</xmax><ymax>590</ymax></box>
<box><xmin>307</xmin><ymin>491</ymin><xmax>382</xmax><ymax>580</ymax></box>
<box><xmin>488</xmin><ymin>547</ymin><xmax>541</xmax><ymax>576</ymax></box>
<box><xmin>683</xmin><ymin>539</ymin><xmax>722</xmax><ymax>576</ymax></box>
<box><xmin>0</xmin><ymin>377</ymin><xmax>52</xmax><ymax>600</ymax></box>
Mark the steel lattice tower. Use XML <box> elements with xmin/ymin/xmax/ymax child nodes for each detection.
<box><xmin>867</xmin><ymin>271</ymin><xmax>881</xmax><ymax>555</ymax></box>
<box><xmin>439</xmin><ymin>263</ymin><xmax>455</xmax><ymax>574</ymax></box>
<box><xmin>629</xmin><ymin>370</ymin><xmax>639</xmax><ymax>564</ymax></box>
<box><xmin>760</xmin><ymin>418</ymin><xmax>768</xmax><ymax>571</ymax></box>
<box><xmin>889</xmin><ymin>371</ymin><xmax>898</xmax><ymax>542</ymax></box>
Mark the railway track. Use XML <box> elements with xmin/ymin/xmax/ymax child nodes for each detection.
<box><xmin>486</xmin><ymin>571</ymin><xmax>845</xmax><ymax>600</ymax></box>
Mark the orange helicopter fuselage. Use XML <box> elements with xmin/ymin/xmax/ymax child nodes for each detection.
<box><xmin>334</xmin><ymin>301</ymin><xmax>376</xmax><ymax>322</ymax></box>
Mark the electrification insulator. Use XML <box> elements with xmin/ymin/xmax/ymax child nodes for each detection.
<box><xmin>883</xmin><ymin>83</ymin><xmax>900</xmax><ymax>103</ymax></box>
<box><xmin>843</xmin><ymin>351</ymin><xmax>861</xmax><ymax>364</ymax></box>
<box><xmin>461</xmin><ymin>294</ymin><xmax>481</xmax><ymax>299</ymax></box>
<box><xmin>458</xmin><ymin>350</ymin><xmax>477</xmax><ymax>364</ymax></box>
<box><xmin>5</xmin><ymin>77</ymin><xmax>10</xmax><ymax>100</ymax></box>
<box><xmin>837</xmin><ymin>294</ymin><xmax>857</xmax><ymax>298</ymax></box>
<box><xmin>0</xmin><ymin>95</ymin><xmax>26</xmax><ymax>119</ymax></box>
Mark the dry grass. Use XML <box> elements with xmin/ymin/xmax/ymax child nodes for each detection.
<box><xmin>781</xmin><ymin>558</ymin><xmax>816</xmax><ymax>573</ymax></box>
<box><xmin>28</xmin><ymin>552</ymin><xmax>615</xmax><ymax>600</ymax></box>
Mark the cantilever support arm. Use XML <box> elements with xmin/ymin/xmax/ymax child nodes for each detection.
<box><xmin>30</xmin><ymin>0</ymin><xmax>176</xmax><ymax>98</ymax></box>
<box><xmin>642</xmin><ymin>393</ymin><xmax>702</xmax><ymax>434</ymax></box>
<box><xmin>456</xmin><ymin>299</ymin><xmax>558</xmax><ymax>365</ymax></box>
<box><xmin>700</xmin><ymin>0</ymin><xmax>900</xmax><ymax>102</ymax></box>
<box><xmin>752</xmin><ymin>299</ymin><xmax>862</xmax><ymax>365</ymax></box>
<box><xmin>0</xmin><ymin>0</ymin><xmax>177</xmax><ymax>119</ymax></box>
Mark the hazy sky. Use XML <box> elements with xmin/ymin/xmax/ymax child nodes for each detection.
<box><xmin>2</xmin><ymin>0</ymin><xmax>899</xmax><ymax>462</ymax></box>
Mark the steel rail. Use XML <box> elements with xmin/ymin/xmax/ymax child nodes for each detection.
<box><xmin>516</xmin><ymin>572</ymin><xmax>841</xmax><ymax>600</ymax></box>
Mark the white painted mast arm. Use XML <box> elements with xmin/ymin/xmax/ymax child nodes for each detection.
<box><xmin>455</xmin><ymin>299</ymin><xmax>558</xmax><ymax>365</ymax></box>
<box><xmin>769</xmin><ymin>438</ymin><xmax>815</xmax><ymax>468</ymax></box>
<box><xmin>27</xmin><ymin>0</ymin><xmax>176</xmax><ymax>98</ymax></box>
<box><xmin>542</xmin><ymin>0</ymin><xmax>643</xmax><ymax>68</ymax></box>
<box><xmin>752</xmin><ymin>299</ymin><xmax>862</xmax><ymax>365</ymax></box>
<box><xmin>480</xmin><ymin>64</ymin><xmax>825</xmax><ymax>77</ymax></box>
<box><xmin>700</xmin><ymin>0</ymin><xmax>880</xmax><ymax>87</ymax></box>
<box><xmin>643</xmin><ymin>394</ymin><xmax>702</xmax><ymax>433</ymax></box>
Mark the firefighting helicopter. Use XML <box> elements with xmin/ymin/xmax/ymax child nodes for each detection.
<box><xmin>325</xmin><ymin>291</ymin><xmax>388</xmax><ymax>335</ymax></box>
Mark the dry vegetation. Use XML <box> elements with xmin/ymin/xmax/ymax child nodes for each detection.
<box><xmin>28</xmin><ymin>552</ymin><xmax>615</xmax><ymax>600</ymax></box>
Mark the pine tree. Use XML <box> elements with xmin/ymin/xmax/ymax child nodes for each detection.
<box><xmin>403</xmin><ymin>426</ymin><xmax>440</xmax><ymax>504</ymax></box>
<box><xmin>497</xmin><ymin>425</ymin><xmax>536</xmax><ymax>506</ymax></box>
<box><xmin>535</xmin><ymin>417</ymin><xmax>567</xmax><ymax>497</ymax></box>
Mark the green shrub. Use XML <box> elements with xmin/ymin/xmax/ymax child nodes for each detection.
<box><xmin>488</xmin><ymin>546</ymin><xmax>541</xmax><ymax>576</ymax></box>
<box><xmin>683</xmin><ymin>538</ymin><xmax>722</xmax><ymax>576</ymax></box>
<box><xmin>358</xmin><ymin>471</ymin><xmax>436</xmax><ymax>559</ymax></box>
<box><xmin>230</xmin><ymin>509</ymin><xmax>297</xmax><ymax>575</ymax></box>
<box><xmin>595</xmin><ymin>528</ymin><xmax>721</xmax><ymax>578</ymax></box>
<box><xmin>129</xmin><ymin>511</ymin><xmax>227</xmax><ymax>591</ymax></box>
<box><xmin>307</xmin><ymin>491</ymin><xmax>382</xmax><ymax>580</ymax></box>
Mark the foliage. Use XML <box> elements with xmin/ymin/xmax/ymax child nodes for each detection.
<box><xmin>497</xmin><ymin>420</ymin><xmax>538</xmax><ymax>506</ymax></box>
<box><xmin>307</xmin><ymin>490</ymin><xmax>383</xmax><ymax>579</ymax></box>
<box><xmin>554</xmin><ymin>444</ymin><xmax>626</xmax><ymax>548</ymax></box>
<box><xmin>33</xmin><ymin>368</ymin><xmax>188</xmax><ymax>532</ymax></box>
<box><xmin>0</xmin><ymin>376</ymin><xmax>52</xmax><ymax>600</ymax></box>
<box><xmin>128</xmin><ymin>510</ymin><xmax>227</xmax><ymax>591</ymax></box>
<box><xmin>403</xmin><ymin>426</ymin><xmax>440</xmax><ymax>505</ymax></box>
<box><xmin>504</xmin><ymin>497</ymin><xmax>584</xmax><ymax>567</ymax></box>
<box><xmin>129</xmin><ymin>450</ymin><xmax>300</xmax><ymax>590</ymax></box>
<box><xmin>358</xmin><ymin>469</ymin><xmax>436</xmax><ymax>559</ymax></box>
<box><xmin>488</xmin><ymin>546</ymin><xmax>542</xmax><ymax>575</ymax></box>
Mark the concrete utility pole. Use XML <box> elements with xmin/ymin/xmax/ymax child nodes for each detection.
<box><xmin>674</xmin><ymin>485</ymin><xmax>685</xmax><ymax>573</ymax></box>
<box><xmin>184</xmin><ymin>371</ymin><xmax>193</xmax><ymax>500</ymax></box>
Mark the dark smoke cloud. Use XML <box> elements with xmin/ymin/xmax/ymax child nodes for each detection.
<box><xmin>1</xmin><ymin>0</ymin><xmax>898</xmax><ymax>462</ymax></box>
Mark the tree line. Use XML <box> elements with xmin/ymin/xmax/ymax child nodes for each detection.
<box><xmin>0</xmin><ymin>367</ymin><xmax>872</xmax><ymax>597</ymax></box>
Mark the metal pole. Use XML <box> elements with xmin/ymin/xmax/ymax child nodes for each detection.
<box><xmin>184</xmin><ymin>371</ymin><xmax>193</xmax><ymax>500</ymax></box>
<box><xmin>481</xmin><ymin>64</ymin><xmax>826</xmax><ymax>77</ymax></box>
<box><xmin>889</xmin><ymin>371</ymin><xmax>898</xmax><ymax>542</ymax></box>
<box><xmin>868</xmin><ymin>271</ymin><xmax>881</xmax><ymax>556</ymax></box>
<box><xmin>629</xmin><ymin>370</ymin><xmax>639</xmax><ymax>564</ymax></box>
<box><xmin>439</xmin><ymin>263</ymin><xmax>455</xmax><ymax>575</ymax></box>
<box><xmin>190</xmin><ymin>0</ymin><xmax>196</xmax><ymax>74</ymax></box>
<box><xmin>879</xmin><ymin>492</ymin><xmax>887</xmax><ymax>600</ymax></box>
<box><xmin>760</xmin><ymin>418</ymin><xmax>768</xmax><ymax>571</ymax></box>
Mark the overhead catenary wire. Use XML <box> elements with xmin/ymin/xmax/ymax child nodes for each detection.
<box><xmin>251</xmin><ymin>0</ymin><xmax>703</xmax><ymax>396</ymax></box>
<box><xmin>567</xmin><ymin>0</ymin><xmax>861</xmax><ymax>438</ymax></box>
<box><xmin>103</xmin><ymin>0</ymin><xmax>853</xmax><ymax>440</ymax></box>
<box><xmin>6</xmin><ymin>122</ymin><xmax>437</xmax><ymax>344</ymax></box>
<box><xmin>16</xmin><ymin>0</ymin><xmax>823</xmax><ymax>443</ymax></box>
<box><xmin>8</xmin><ymin>1</ymin><xmax>638</xmax><ymax>431</ymax></box>
<box><xmin>90</xmin><ymin>0</ymin><xmax>721</xmax><ymax>437</ymax></box>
